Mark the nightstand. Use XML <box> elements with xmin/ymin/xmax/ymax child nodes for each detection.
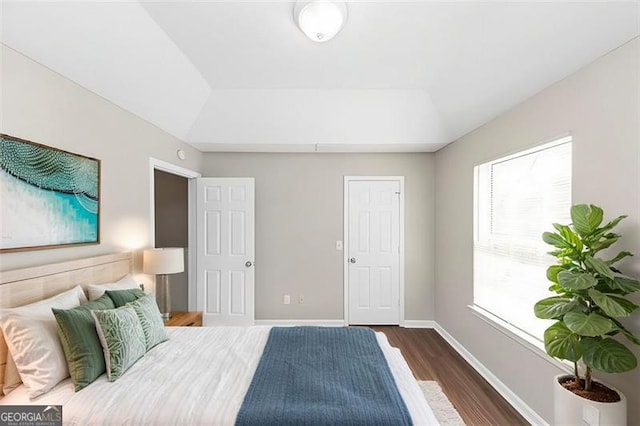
<box><xmin>164</xmin><ymin>311</ymin><xmax>203</xmax><ymax>327</ymax></box>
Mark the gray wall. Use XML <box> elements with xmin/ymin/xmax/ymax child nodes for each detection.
<box><xmin>202</xmin><ymin>153</ymin><xmax>435</xmax><ymax>321</ymax></box>
<box><xmin>154</xmin><ymin>170</ymin><xmax>189</xmax><ymax>311</ymax></box>
<box><xmin>0</xmin><ymin>46</ymin><xmax>203</xmax><ymax>279</ymax></box>
<box><xmin>434</xmin><ymin>38</ymin><xmax>640</xmax><ymax>423</ymax></box>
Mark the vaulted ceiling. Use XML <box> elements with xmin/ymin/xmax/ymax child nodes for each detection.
<box><xmin>2</xmin><ymin>1</ymin><xmax>638</xmax><ymax>152</ymax></box>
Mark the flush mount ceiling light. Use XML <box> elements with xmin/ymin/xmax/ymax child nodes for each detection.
<box><xmin>294</xmin><ymin>0</ymin><xmax>348</xmax><ymax>43</ymax></box>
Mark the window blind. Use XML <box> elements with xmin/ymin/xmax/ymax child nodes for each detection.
<box><xmin>473</xmin><ymin>137</ymin><xmax>572</xmax><ymax>340</ymax></box>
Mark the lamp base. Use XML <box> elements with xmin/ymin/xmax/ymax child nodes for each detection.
<box><xmin>156</xmin><ymin>274</ymin><xmax>172</xmax><ymax>320</ymax></box>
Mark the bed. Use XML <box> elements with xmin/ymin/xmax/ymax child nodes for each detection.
<box><xmin>0</xmin><ymin>253</ymin><xmax>439</xmax><ymax>425</ymax></box>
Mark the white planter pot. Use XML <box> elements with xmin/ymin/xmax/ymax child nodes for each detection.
<box><xmin>554</xmin><ymin>374</ymin><xmax>627</xmax><ymax>426</ymax></box>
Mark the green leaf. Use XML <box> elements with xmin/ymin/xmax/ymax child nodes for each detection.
<box><xmin>558</xmin><ymin>270</ymin><xmax>597</xmax><ymax>290</ymax></box>
<box><xmin>607</xmin><ymin>251</ymin><xmax>633</xmax><ymax>266</ymax></box>
<box><xmin>582</xmin><ymin>338</ymin><xmax>638</xmax><ymax>373</ymax></box>
<box><xmin>563</xmin><ymin>312</ymin><xmax>612</xmax><ymax>337</ymax></box>
<box><xmin>621</xmin><ymin>329</ymin><xmax>640</xmax><ymax>346</ymax></box>
<box><xmin>543</xmin><ymin>232</ymin><xmax>569</xmax><ymax>249</ymax></box>
<box><xmin>546</xmin><ymin>265</ymin><xmax>565</xmax><ymax>284</ymax></box>
<box><xmin>566</xmin><ymin>232</ymin><xmax>583</xmax><ymax>253</ymax></box>
<box><xmin>589</xmin><ymin>216</ymin><xmax>627</xmax><ymax>242</ymax></box>
<box><xmin>608</xmin><ymin>296</ymin><xmax>640</xmax><ymax>315</ymax></box>
<box><xmin>553</xmin><ymin>224</ymin><xmax>583</xmax><ymax>253</ymax></box>
<box><xmin>588</xmin><ymin>205</ymin><xmax>604</xmax><ymax>230</ymax></box>
<box><xmin>534</xmin><ymin>297</ymin><xmax>579</xmax><ymax>319</ymax></box>
<box><xmin>609</xmin><ymin>319</ymin><xmax>640</xmax><ymax>345</ymax></box>
<box><xmin>548</xmin><ymin>283</ymin><xmax>564</xmax><ymax>294</ymax></box>
<box><xmin>590</xmin><ymin>236</ymin><xmax>620</xmax><ymax>253</ymax></box>
<box><xmin>589</xmin><ymin>289</ymin><xmax>640</xmax><ymax>317</ymax></box>
<box><xmin>610</xmin><ymin>277</ymin><xmax>640</xmax><ymax>295</ymax></box>
<box><xmin>571</xmin><ymin>204</ymin><xmax>603</xmax><ymax>237</ymax></box>
<box><xmin>552</xmin><ymin>223</ymin><xmax>568</xmax><ymax>234</ymax></box>
<box><xmin>584</xmin><ymin>256</ymin><xmax>614</xmax><ymax>279</ymax></box>
<box><xmin>544</xmin><ymin>322</ymin><xmax>583</xmax><ymax>362</ymax></box>
<box><xmin>571</xmin><ymin>204</ymin><xmax>592</xmax><ymax>236</ymax></box>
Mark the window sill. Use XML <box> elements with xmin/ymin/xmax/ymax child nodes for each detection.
<box><xmin>467</xmin><ymin>304</ymin><xmax>572</xmax><ymax>374</ymax></box>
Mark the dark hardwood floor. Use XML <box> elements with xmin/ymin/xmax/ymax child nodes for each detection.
<box><xmin>371</xmin><ymin>326</ymin><xmax>529</xmax><ymax>425</ymax></box>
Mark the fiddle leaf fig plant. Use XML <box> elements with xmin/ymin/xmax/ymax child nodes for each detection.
<box><xmin>535</xmin><ymin>204</ymin><xmax>640</xmax><ymax>391</ymax></box>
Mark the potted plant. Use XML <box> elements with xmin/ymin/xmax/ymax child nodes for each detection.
<box><xmin>535</xmin><ymin>204</ymin><xmax>640</xmax><ymax>425</ymax></box>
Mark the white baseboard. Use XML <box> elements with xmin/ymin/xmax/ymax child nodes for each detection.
<box><xmin>433</xmin><ymin>323</ymin><xmax>548</xmax><ymax>426</ymax></box>
<box><xmin>254</xmin><ymin>319</ymin><xmax>345</xmax><ymax>327</ymax></box>
<box><xmin>402</xmin><ymin>320</ymin><xmax>436</xmax><ymax>328</ymax></box>
<box><xmin>255</xmin><ymin>319</ymin><xmax>438</xmax><ymax>328</ymax></box>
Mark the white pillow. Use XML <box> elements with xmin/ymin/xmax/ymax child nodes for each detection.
<box><xmin>1</xmin><ymin>285</ymin><xmax>86</xmax><ymax>395</ymax></box>
<box><xmin>0</xmin><ymin>286</ymin><xmax>82</xmax><ymax>398</ymax></box>
<box><xmin>2</xmin><ymin>285</ymin><xmax>85</xmax><ymax>395</ymax></box>
<box><xmin>0</xmin><ymin>285</ymin><xmax>85</xmax><ymax>326</ymax></box>
<box><xmin>2</xmin><ymin>352</ymin><xmax>20</xmax><ymax>395</ymax></box>
<box><xmin>87</xmin><ymin>274</ymin><xmax>139</xmax><ymax>301</ymax></box>
<box><xmin>75</xmin><ymin>285</ymin><xmax>88</xmax><ymax>304</ymax></box>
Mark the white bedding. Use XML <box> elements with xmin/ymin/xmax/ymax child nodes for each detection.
<box><xmin>2</xmin><ymin>327</ymin><xmax>439</xmax><ymax>425</ymax></box>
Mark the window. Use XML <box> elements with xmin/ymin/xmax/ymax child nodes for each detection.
<box><xmin>473</xmin><ymin>136</ymin><xmax>572</xmax><ymax>341</ymax></box>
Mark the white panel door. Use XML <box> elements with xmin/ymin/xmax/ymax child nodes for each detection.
<box><xmin>347</xmin><ymin>180</ymin><xmax>401</xmax><ymax>325</ymax></box>
<box><xmin>197</xmin><ymin>178</ymin><xmax>254</xmax><ymax>326</ymax></box>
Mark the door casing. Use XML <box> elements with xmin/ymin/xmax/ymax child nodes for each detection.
<box><xmin>343</xmin><ymin>176</ymin><xmax>405</xmax><ymax>326</ymax></box>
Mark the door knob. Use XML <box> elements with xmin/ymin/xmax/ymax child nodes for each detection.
<box><xmin>349</xmin><ymin>257</ymin><xmax>356</xmax><ymax>264</ymax></box>
<box><xmin>245</xmin><ymin>261</ymin><xmax>253</xmax><ymax>268</ymax></box>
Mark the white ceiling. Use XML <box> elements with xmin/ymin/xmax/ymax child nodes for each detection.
<box><xmin>2</xmin><ymin>1</ymin><xmax>639</xmax><ymax>152</ymax></box>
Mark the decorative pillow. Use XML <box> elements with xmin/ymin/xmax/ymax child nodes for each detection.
<box><xmin>92</xmin><ymin>307</ymin><xmax>146</xmax><ymax>381</ymax></box>
<box><xmin>52</xmin><ymin>294</ymin><xmax>115</xmax><ymax>391</ymax></box>
<box><xmin>106</xmin><ymin>288</ymin><xmax>146</xmax><ymax>307</ymax></box>
<box><xmin>87</xmin><ymin>274</ymin><xmax>139</xmax><ymax>301</ymax></box>
<box><xmin>127</xmin><ymin>295</ymin><xmax>168</xmax><ymax>351</ymax></box>
<box><xmin>0</xmin><ymin>287</ymin><xmax>82</xmax><ymax>398</ymax></box>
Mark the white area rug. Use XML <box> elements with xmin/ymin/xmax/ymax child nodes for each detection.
<box><xmin>418</xmin><ymin>380</ymin><xmax>467</xmax><ymax>426</ymax></box>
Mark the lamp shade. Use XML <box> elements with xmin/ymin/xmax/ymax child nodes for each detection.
<box><xmin>143</xmin><ymin>248</ymin><xmax>184</xmax><ymax>275</ymax></box>
<box><xmin>294</xmin><ymin>0</ymin><xmax>347</xmax><ymax>43</ymax></box>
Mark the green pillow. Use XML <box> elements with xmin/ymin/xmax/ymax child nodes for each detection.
<box><xmin>106</xmin><ymin>288</ymin><xmax>145</xmax><ymax>307</ymax></box>
<box><xmin>92</xmin><ymin>306</ymin><xmax>146</xmax><ymax>381</ymax></box>
<box><xmin>52</xmin><ymin>294</ymin><xmax>115</xmax><ymax>391</ymax></box>
<box><xmin>127</xmin><ymin>295</ymin><xmax>168</xmax><ymax>351</ymax></box>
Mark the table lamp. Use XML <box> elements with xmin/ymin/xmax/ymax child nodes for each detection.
<box><xmin>143</xmin><ymin>247</ymin><xmax>184</xmax><ymax>320</ymax></box>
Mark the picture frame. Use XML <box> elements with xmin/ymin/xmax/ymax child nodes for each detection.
<box><xmin>0</xmin><ymin>133</ymin><xmax>101</xmax><ymax>253</ymax></box>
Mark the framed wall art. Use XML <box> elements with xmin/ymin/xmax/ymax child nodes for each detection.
<box><xmin>0</xmin><ymin>134</ymin><xmax>101</xmax><ymax>252</ymax></box>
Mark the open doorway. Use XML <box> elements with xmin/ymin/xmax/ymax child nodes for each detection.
<box><xmin>149</xmin><ymin>158</ymin><xmax>200</xmax><ymax>312</ymax></box>
<box><xmin>154</xmin><ymin>169</ymin><xmax>189</xmax><ymax>311</ymax></box>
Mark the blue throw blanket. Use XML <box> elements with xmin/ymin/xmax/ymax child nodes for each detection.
<box><xmin>235</xmin><ymin>327</ymin><xmax>412</xmax><ymax>426</ymax></box>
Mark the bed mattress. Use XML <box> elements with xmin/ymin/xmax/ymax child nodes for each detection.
<box><xmin>1</xmin><ymin>326</ymin><xmax>439</xmax><ymax>425</ymax></box>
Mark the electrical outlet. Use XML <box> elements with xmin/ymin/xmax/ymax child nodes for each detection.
<box><xmin>283</xmin><ymin>294</ymin><xmax>290</xmax><ymax>305</ymax></box>
<box><xmin>299</xmin><ymin>294</ymin><xmax>305</xmax><ymax>304</ymax></box>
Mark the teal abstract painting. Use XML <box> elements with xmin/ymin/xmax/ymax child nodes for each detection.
<box><xmin>0</xmin><ymin>134</ymin><xmax>100</xmax><ymax>252</ymax></box>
